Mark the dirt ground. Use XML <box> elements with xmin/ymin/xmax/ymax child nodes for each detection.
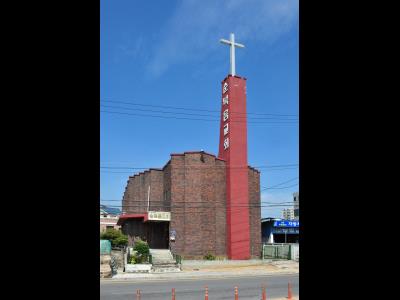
<box><xmin>182</xmin><ymin>261</ymin><xmax>300</xmax><ymax>273</ymax></box>
<box><xmin>182</xmin><ymin>264</ymin><xmax>278</xmax><ymax>272</ymax></box>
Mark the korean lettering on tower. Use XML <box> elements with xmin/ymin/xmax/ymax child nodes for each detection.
<box><xmin>222</xmin><ymin>82</ymin><xmax>229</xmax><ymax>150</ymax></box>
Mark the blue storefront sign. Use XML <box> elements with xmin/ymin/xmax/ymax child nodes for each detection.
<box><xmin>273</xmin><ymin>220</ymin><xmax>299</xmax><ymax>227</ymax></box>
<box><xmin>272</xmin><ymin>227</ymin><xmax>299</xmax><ymax>234</ymax></box>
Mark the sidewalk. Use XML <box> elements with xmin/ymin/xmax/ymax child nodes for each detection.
<box><xmin>106</xmin><ymin>260</ymin><xmax>299</xmax><ymax>281</ymax></box>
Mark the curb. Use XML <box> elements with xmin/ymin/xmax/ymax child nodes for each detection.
<box><xmin>101</xmin><ymin>271</ymin><xmax>299</xmax><ymax>282</ymax></box>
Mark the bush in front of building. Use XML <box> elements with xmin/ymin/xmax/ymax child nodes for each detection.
<box><xmin>113</xmin><ymin>235</ymin><xmax>128</xmax><ymax>247</ymax></box>
<box><xmin>100</xmin><ymin>228</ymin><xmax>128</xmax><ymax>247</ymax></box>
<box><xmin>133</xmin><ymin>239</ymin><xmax>150</xmax><ymax>263</ymax></box>
<box><xmin>204</xmin><ymin>253</ymin><xmax>216</xmax><ymax>260</ymax></box>
<box><xmin>129</xmin><ymin>255</ymin><xmax>137</xmax><ymax>264</ymax></box>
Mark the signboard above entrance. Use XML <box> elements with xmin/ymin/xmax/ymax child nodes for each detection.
<box><xmin>148</xmin><ymin>211</ymin><xmax>171</xmax><ymax>221</ymax></box>
<box><xmin>273</xmin><ymin>220</ymin><xmax>299</xmax><ymax>227</ymax></box>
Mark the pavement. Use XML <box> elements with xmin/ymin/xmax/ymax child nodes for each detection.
<box><xmin>107</xmin><ymin>260</ymin><xmax>299</xmax><ymax>281</ymax></box>
<box><xmin>101</xmin><ymin>273</ymin><xmax>299</xmax><ymax>300</ymax></box>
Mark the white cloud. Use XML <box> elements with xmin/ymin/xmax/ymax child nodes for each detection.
<box><xmin>146</xmin><ymin>0</ymin><xmax>299</xmax><ymax>77</ymax></box>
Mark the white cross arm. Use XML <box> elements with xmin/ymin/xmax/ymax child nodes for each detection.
<box><xmin>219</xmin><ymin>39</ymin><xmax>245</xmax><ymax>48</ymax></box>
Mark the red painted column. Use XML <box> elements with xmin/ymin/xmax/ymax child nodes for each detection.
<box><xmin>218</xmin><ymin>75</ymin><xmax>250</xmax><ymax>259</ymax></box>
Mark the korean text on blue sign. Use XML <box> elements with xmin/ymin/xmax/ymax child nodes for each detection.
<box><xmin>273</xmin><ymin>220</ymin><xmax>299</xmax><ymax>227</ymax></box>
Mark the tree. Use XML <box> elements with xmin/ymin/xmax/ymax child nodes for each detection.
<box><xmin>100</xmin><ymin>228</ymin><xmax>128</xmax><ymax>247</ymax></box>
<box><xmin>114</xmin><ymin>235</ymin><xmax>128</xmax><ymax>246</ymax></box>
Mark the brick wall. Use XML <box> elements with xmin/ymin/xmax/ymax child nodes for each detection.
<box><xmin>169</xmin><ymin>152</ymin><xmax>228</xmax><ymax>259</ymax></box>
<box><xmin>248</xmin><ymin>167</ymin><xmax>261</xmax><ymax>258</ymax></box>
<box><xmin>215</xmin><ymin>159</ymin><xmax>227</xmax><ymax>256</ymax></box>
<box><xmin>169</xmin><ymin>154</ymin><xmax>185</xmax><ymax>255</ymax></box>
<box><xmin>149</xmin><ymin>169</ymin><xmax>164</xmax><ymax>211</ymax></box>
<box><xmin>122</xmin><ymin>169</ymin><xmax>165</xmax><ymax>214</ymax></box>
<box><xmin>120</xmin><ymin>151</ymin><xmax>261</xmax><ymax>259</ymax></box>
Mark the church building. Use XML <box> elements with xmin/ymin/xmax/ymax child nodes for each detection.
<box><xmin>118</xmin><ymin>34</ymin><xmax>262</xmax><ymax>259</ymax></box>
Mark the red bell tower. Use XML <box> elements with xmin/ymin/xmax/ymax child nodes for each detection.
<box><xmin>218</xmin><ymin>75</ymin><xmax>250</xmax><ymax>259</ymax></box>
<box><xmin>218</xmin><ymin>33</ymin><xmax>250</xmax><ymax>259</ymax></box>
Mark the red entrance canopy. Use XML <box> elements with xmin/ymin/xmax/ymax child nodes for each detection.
<box><xmin>117</xmin><ymin>213</ymin><xmax>148</xmax><ymax>225</ymax></box>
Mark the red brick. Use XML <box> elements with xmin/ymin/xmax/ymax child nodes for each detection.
<box><xmin>121</xmin><ymin>151</ymin><xmax>261</xmax><ymax>259</ymax></box>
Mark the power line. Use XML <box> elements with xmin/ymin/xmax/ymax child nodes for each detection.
<box><xmin>100</xmin><ymin>163</ymin><xmax>298</xmax><ymax>170</ymax></box>
<box><xmin>262</xmin><ymin>183</ymin><xmax>299</xmax><ymax>190</ymax></box>
<box><xmin>100</xmin><ymin>167</ymin><xmax>298</xmax><ymax>174</ymax></box>
<box><xmin>261</xmin><ymin>177</ymin><xmax>299</xmax><ymax>191</ymax></box>
<box><xmin>100</xmin><ymin>104</ymin><xmax>298</xmax><ymax>121</ymax></box>
<box><xmin>101</xmin><ymin>199</ymin><xmax>294</xmax><ymax>204</ymax></box>
<box><xmin>101</xmin><ymin>99</ymin><xmax>298</xmax><ymax>117</ymax></box>
<box><xmin>102</xmin><ymin>204</ymin><xmax>295</xmax><ymax>208</ymax></box>
<box><xmin>101</xmin><ymin>110</ymin><xmax>298</xmax><ymax>124</ymax></box>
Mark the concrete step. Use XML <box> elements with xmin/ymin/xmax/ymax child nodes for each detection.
<box><xmin>151</xmin><ymin>267</ymin><xmax>181</xmax><ymax>273</ymax></box>
<box><xmin>149</xmin><ymin>249</ymin><xmax>181</xmax><ymax>272</ymax></box>
<box><xmin>152</xmin><ymin>263</ymin><xmax>178</xmax><ymax>267</ymax></box>
<box><xmin>150</xmin><ymin>249</ymin><xmax>174</xmax><ymax>261</ymax></box>
<box><xmin>152</xmin><ymin>256</ymin><xmax>175</xmax><ymax>260</ymax></box>
<box><xmin>153</xmin><ymin>260</ymin><xmax>176</xmax><ymax>266</ymax></box>
<box><xmin>150</xmin><ymin>249</ymin><xmax>172</xmax><ymax>253</ymax></box>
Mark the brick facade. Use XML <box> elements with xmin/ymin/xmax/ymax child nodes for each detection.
<box><xmin>120</xmin><ymin>151</ymin><xmax>261</xmax><ymax>259</ymax></box>
<box><xmin>248</xmin><ymin>167</ymin><xmax>262</xmax><ymax>257</ymax></box>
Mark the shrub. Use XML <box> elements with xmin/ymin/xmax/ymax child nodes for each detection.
<box><xmin>129</xmin><ymin>256</ymin><xmax>137</xmax><ymax>264</ymax></box>
<box><xmin>114</xmin><ymin>235</ymin><xmax>128</xmax><ymax>247</ymax></box>
<box><xmin>134</xmin><ymin>240</ymin><xmax>150</xmax><ymax>256</ymax></box>
<box><xmin>131</xmin><ymin>239</ymin><xmax>150</xmax><ymax>263</ymax></box>
<box><xmin>204</xmin><ymin>253</ymin><xmax>216</xmax><ymax>260</ymax></box>
<box><xmin>100</xmin><ymin>228</ymin><xmax>128</xmax><ymax>247</ymax></box>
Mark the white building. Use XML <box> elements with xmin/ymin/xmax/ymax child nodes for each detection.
<box><xmin>293</xmin><ymin>192</ymin><xmax>299</xmax><ymax>219</ymax></box>
<box><xmin>100</xmin><ymin>204</ymin><xmax>121</xmax><ymax>232</ymax></box>
<box><xmin>281</xmin><ymin>192</ymin><xmax>299</xmax><ymax>220</ymax></box>
<box><xmin>282</xmin><ymin>208</ymin><xmax>295</xmax><ymax>220</ymax></box>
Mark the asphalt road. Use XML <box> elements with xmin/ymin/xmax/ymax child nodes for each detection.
<box><xmin>100</xmin><ymin>274</ymin><xmax>299</xmax><ymax>300</ymax></box>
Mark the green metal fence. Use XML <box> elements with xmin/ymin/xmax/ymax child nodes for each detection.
<box><xmin>100</xmin><ymin>240</ymin><xmax>112</xmax><ymax>255</ymax></box>
<box><xmin>262</xmin><ymin>244</ymin><xmax>292</xmax><ymax>260</ymax></box>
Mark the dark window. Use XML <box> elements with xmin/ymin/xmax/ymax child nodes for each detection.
<box><xmin>164</xmin><ymin>190</ymin><xmax>170</xmax><ymax>201</ymax></box>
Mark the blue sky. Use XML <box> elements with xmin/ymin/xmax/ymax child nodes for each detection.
<box><xmin>100</xmin><ymin>0</ymin><xmax>299</xmax><ymax>218</ymax></box>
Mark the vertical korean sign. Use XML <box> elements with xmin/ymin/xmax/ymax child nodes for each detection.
<box><xmin>222</xmin><ymin>81</ymin><xmax>229</xmax><ymax>150</ymax></box>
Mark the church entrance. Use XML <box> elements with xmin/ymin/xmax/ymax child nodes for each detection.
<box><xmin>145</xmin><ymin>221</ymin><xmax>169</xmax><ymax>249</ymax></box>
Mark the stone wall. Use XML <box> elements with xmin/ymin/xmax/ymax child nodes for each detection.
<box><xmin>100</xmin><ymin>254</ymin><xmax>112</xmax><ymax>278</ymax></box>
<box><xmin>110</xmin><ymin>249</ymin><xmax>124</xmax><ymax>269</ymax></box>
